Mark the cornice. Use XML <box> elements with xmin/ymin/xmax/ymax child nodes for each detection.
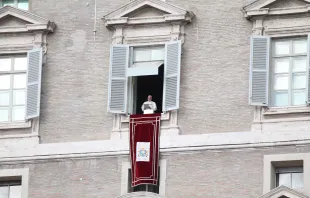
<box><xmin>2</xmin><ymin>130</ymin><xmax>310</xmax><ymax>163</ymax></box>
<box><xmin>0</xmin><ymin>5</ymin><xmax>55</xmax><ymax>33</ymax></box>
<box><xmin>103</xmin><ymin>0</ymin><xmax>194</xmax><ymax>28</ymax></box>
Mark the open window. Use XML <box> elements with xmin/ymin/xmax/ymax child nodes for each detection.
<box><xmin>108</xmin><ymin>41</ymin><xmax>181</xmax><ymax>114</ymax></box>
<box><xmin>128</xmin><ymin>46</ymin><xmax>165</xmax><ymax>114</ymax></box>
<box><xmin>0</xmin><ymin>49</ymin><xmax>43</xmax><ymax>123</ymax></box>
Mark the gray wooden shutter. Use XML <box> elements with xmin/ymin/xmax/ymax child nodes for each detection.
<box><xmin>250</xmin><ymin>36</ymin><xmax>270</xmax><ymax>106</ymax></box>
<box><xmin>163</xmin><ymin>40</ymin><xmax>182</xmax><ymax>111</ymax></box>
<box><xmin>108</xmin><ymin>45</ymin><xmax>129</xmax><ymax>113</ymax></box>
<box><xmin>26</xmin><ymin>48</ymin><xmax>43</xmax><ymax>119</ymax></box>
<box><xmin>307</xmin><ymin>34</ymin><xmax>310</xmax><ymax>104</ymax></box>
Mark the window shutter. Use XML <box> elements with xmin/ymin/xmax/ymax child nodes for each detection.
<box><xmin>307</xmin><ymin>34</ymin><xmax>310</xmax><ymax>104</ymax></box>
<box><xmin>26</xmin><ymin>48</ymin><xmax>43</xmax><ymax>119</ymax></box>
<box><xmin>108</xmin><ymin>45</ymin><xmax>129</xmax><ymax>113</ymax></box>
<box><xmin>163</xmin><ymin>40</ymin><xmax>181</xmax><ymax>111</ymax></box>
<box><xmin>249</xmin><ymin>36</ymin><xmax>270</xmax><ymax>106</ymax></box>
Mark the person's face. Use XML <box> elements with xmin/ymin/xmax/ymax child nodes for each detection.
<box><xmin>148</xmin><ymin>95</ymin><xmax>152</xmax><ymax>101</ymax></box>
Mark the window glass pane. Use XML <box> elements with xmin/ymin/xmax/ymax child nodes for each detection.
<box><xmin>275</xmin><ymin>76</ymin><xmax>289</xmax><ymax>90</ymax></box>
<box><xmin>278</xmin><ymin>173</ymin><xmax>292</xmax><ymax>188</ymax></box>
<box><xmin>12</xmin><ymin>106</ymin><xmax>25</xmax><ymax>121</ymax></box>
<box><xmin>293</xmin><ymin>91</ymin><xmax>306</xmax><ymax>106</ymax></box>
<box><xmin>9</xmin><ymin>185</ymin><xmax>21</xmax><ymax>198</ymax></box>
<box><xmin>275</xmin><ymin>92</ymin><xmax>289</xmax><ymax>107</ymax></box>
<box><xmin>0</xmin><ymin>75</ymin><xmax>11</xmax><ymax>90</ymax></box>
<box><xmin>13</xmin><ymin>90</ymin><xmax>25</xmax><ymax>105</ymax></box>
<box><xmin>274</xmin><ymin>59</ymin><xmax>289</xmax><ymax>73</ymax></box>
<box><xmin>17</xmin><ymin>0</ymin><xmax>28</xmax><ymax>10</ymax></box>
<box><xmin>2</xmin><ymin>0</ymin><xmax>14</xmax><ymax>6</ymax></box>
<box><xmin>293</xmin><ymin>75</ymin><xmax>306</xmax><ymax>89</ymax></box>
<box><xmin>13</xmin><ymin>74</ymin><xmax>26</xmax><ymax>89</ymax></box>
<box><xmin>0</xmin><ymin>58</ymin><xmax>11</xmax><ymax>72</ymax></box>
<box><xmin>275</xmin><ymin>42</ymin><xmax>290</xmax><ymax>55</ymax></box>
<box><xmin>293</xmin><ymin>40</ymin><xmax>307</xmax><ymax>54</ymax></box>
<box><xmin>292</xmin><ymin>173</ymin><xmax>304</xmax><ymax>189</ymax></box>
<box><xmin>14</xmin><ymin>57</ymin><xmax>27</xmax><ymax>71</ymax></box>
<box><xmin>293</xmin><ymin>57</ymin><xmax>307</xmax><ymax>72</ymax></box>
<box><xmin>151</xmin><ymin>48</ymin><xmax>165</xmax><ymax>61</ymax></box>
<box><xmin>0</xmin><ymin>108</ymin><xmax>9</xmax><ymax>122</ymax></box>
<box><xmin>0</xmin><ymin>91</ymin><xmax>10</xmax><ymax>106</ymax></box>
<box><xmin>0</xmin><ymin>186</ymin><xmax>9</xmax><ymax>198</ymax></box>
<box><xmin>134</xmin><ymin>50</ymin><xmax>151</xmax><ymax>62</ymax></box>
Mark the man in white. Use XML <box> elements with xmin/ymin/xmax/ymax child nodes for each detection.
<box><xmin>141</xmin><ymin>95</ymin><xmax>157</xmax><ymax>114</ymax></box>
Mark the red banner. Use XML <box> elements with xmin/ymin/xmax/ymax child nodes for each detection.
<box><xmin>129</xmin><ymin>113</ymin><xmax>161</xmax><ymax>187</ymax></box>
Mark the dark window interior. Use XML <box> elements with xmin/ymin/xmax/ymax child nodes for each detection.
<box><xmin>135</xmin><ymin>64</ymin><xmax>164</xmax><ymax>114</ymax></box>
<box><xmin>128</xmin><ymin>167</ymin><xmax>160</xmax><ymax>194</ymax></box>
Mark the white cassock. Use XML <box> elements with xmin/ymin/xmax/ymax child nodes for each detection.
<box><xmin>141</xmin><ymin>101</ymin><xmax>157</xmax><ymax>113</ymax></box>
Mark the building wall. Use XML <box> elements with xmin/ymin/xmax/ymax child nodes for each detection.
<box><xmin>1</xmin><ymin>145</ymin><xmax>310</xmax><ymax>198</ymax></box>
<box><xmin>25</xmin><ymin>0</ymin><xmax>254</xmax><ymax>143</ymax></box>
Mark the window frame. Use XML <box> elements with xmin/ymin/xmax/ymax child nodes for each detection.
<box><xmin>127</xmin><ymin>44</ymin><xmax>165</xmax><ymax>115</ymax></box>
<box><xmin>263</xmin><ymin>153</ymin><xmax>310</xmax><ymax>194</ymax></box>
<box><xmin>127</xmin><ymin>167</ymin><xmax>160</xmax><ymax>194</ymax></box>
<box><xmin>0</xmin><ymin>169</ymin><xmax>29</xmax><ymax>198</ymax></box>
<box><xmin>0</xmin><ymin>180</ymin><xmax>22</xmax><ymax>198</ymax></box>
<box><xmin>270</xmin><ymin>37</ymin><xmax>308</xmax><ymax>108</ymax></box>
<box><xmin>275</xmin><ymin>167</ymin><xmax>304</xmax><ymax>189</ymax></box>
<box><xmin>0</xmin><ymin>0</ymin><xmax>29</xmax><ymax>10</ymax></box>
<box><xmin>0</xmin><ymin>55</ymin><xmax>27</xmax><ymax>124</ymax></box>
<box><xmin>121</xmin><ymin>160</ymin><xmax>166</xmax><ymax>196</ymax></box>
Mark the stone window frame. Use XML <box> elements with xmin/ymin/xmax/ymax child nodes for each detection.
<box><xmin>0</xmin><ymin>5</ymin><xmax>54</xmax><ymax>147</ymax></box>
<box><xmin>120</xmin><ymin>159</ymin><xmax>167</xmax><ymax>197</ymax></box>
<box><xmin>244</xmin><ymin>1</ymin><xmax>310</xmax><ymax>130</ymax></box>
<box><xmin>263</xmin><ymin>153</ymin><xmax>310</xmax><ymax>195</ymax></box>
<box><xmin>251</xmin><ymin>28</ymin><xmax>310</xmax><ymax>125</ymax></box>
<box><xmin>103</xmin><ymin>0</ymin><xmax>194</xmax><ymax>139</ymax></box>
<box><xmin>0</xmin><ymin>168</ymin><xmax>29</xmax><ymax>198</ymax></box>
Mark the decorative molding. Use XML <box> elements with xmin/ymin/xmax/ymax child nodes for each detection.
<box><xmin>264</xmin><ymin>25</ymin><xmax>310</xmax><ymax>37</ymax></box>
<box><xmin>244</xmin><ymin>0</ymin><xmax>310</xmax><ymax>10</ymax></box>
<box><xmin>103</xmin><ymin>0</ymin><xmax>194</xmax><ymax>28</ymax></box>
<box><xmin>259</xmin><ymin>186</ymin><xmax>310</xmax><ymax>198</ymax></box>
<box><xmin>242</xmin><ymin>0</ymin><xmax>310</xmax><ymax>19</ymax></box>
<box><xmin>0</xmin><ymin>120</ymin><xmax>31</xmax><ymax>129</ymax></box>
<box><xmin>3</xmin><ymin>130</ymin><xmax>310</xmax><ymax>163</ymax></box>
<box><xmin>0</xmin><ymin>5</ymin><xmax>55</xmax><ymax>33</ymax></box>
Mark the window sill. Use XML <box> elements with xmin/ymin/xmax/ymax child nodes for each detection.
<box><xmin>263</xmin><ymin>106</ymin><xmax>310</xmax><ymax>115</ymax></box>
<box><xmin>0</xmin><ymin>121</ymin><xmax>31</xmax><ymax>129</ymax></box>
<box><xmin>121</xmin><ymin>112</ymin><xmax>170</xmax><ymax>123</ymax></box>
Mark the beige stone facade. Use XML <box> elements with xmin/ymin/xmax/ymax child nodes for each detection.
<box><xmin>1</xmin><ymin>0</ymin><xmax>310</xmax><ymax>197</ymax></box>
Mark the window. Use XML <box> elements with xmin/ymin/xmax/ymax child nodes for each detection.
<box><xmin>128</xmin><ymin>47</ymin><xmax>165</xmax><ymax>114</ymax></box>
<box><xmin>276</xmin><ymin>167</ymin><xmax>304</xmax><ymax>189</ymax></box>
<box><xmin>1</xmin><ymin>0</ymin><xmax>28</xmax><ymax>10</ymax></box>
<box><xmin>0</xmin><ymin>180</ymin><xmax>22</xmax><ymax>198</ymax></box>
<box><xmin>121</xmin><ymin>160</ymin><xmax>166</xmax><ymax>196</ymax></box>
<box><xmin>108</xmin><ymin>41</ymin><xmax>181</xmax><ymax>114</ymax></box>
<box><xmin>127</xmin><ymin>168</ymin><xmax>160</xmax><ymax>193</ymax></box>
<box><xmin>271</xmin><ymin>38</ymin><xmax>308</xmax><ymax>107</ymax></box>
<box><xmin>0</xmin><ymin>56</ymin><xmax>27</xmax><ymax>123</ymax></box>
<box><xmin>0</xmin><ymin>169</ymin><xmax>28</xmax><ymax>198</ymax></box>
